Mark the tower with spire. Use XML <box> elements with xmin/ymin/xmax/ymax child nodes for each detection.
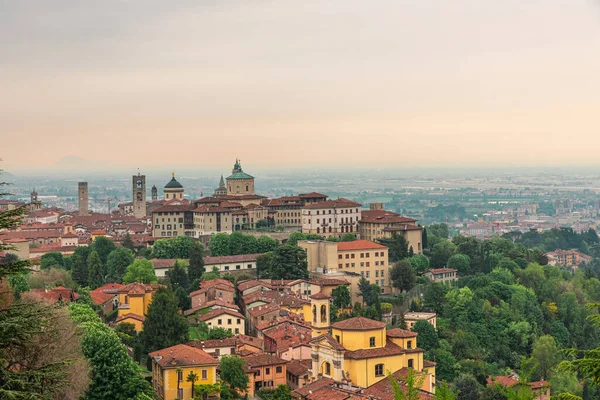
<box><xmin>29</xmin><ymin>188</ymin><xmax>42</xmax><ymax>211</ymax></box>
<box><xmin>213</xmin><ymin>175</ymin><xmax>227</xmax><ymax>197</ymax></box>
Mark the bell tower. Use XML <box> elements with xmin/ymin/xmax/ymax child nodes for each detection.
<box><xmin>151</xmin><ymin>185</ymin><xmax>158</xmax><ymax>201</ymax></box>
<box><xmin>310</xmin><ymin>293</ymin><xmax>331</xmax><ymax>337</ymax></box>
<box><xmin>132</xmin><ymin>172</ymin><xmax>146</xmax><ymax>219</ymax></box>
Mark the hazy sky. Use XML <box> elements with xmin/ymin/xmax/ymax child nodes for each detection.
<box><xmin>2</xmin><ymin>1</ymin><xmax>600</xmax><ymax>171</ymax></box>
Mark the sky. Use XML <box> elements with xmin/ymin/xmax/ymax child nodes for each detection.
<box><xmin>1</xmin><ymin>0</ymin><xmax>600</xmax><ymax>172</ymax></box>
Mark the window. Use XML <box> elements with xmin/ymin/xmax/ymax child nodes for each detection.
<box><xmin>266</xmin><ymin>368</ymin><xmax>271</xmax><ymax>375</ymax></box>
<box><xmin>370</xmin><ymin>337</ymin><xmax>376</xmax><ymax>347</ymax></box>
<box><xmin>366</xmin><ymin>262</ymin><xmax>370</xmax><ymax>267</ymax></box>
<box><xmin>215</xmin><ymin>349</ymin><xmax>220</xmax><ymax>356</ymax></box>
<box><xmin>228</xmin><ymin>319</ymin><xmax>232</xmax><ymax>324</ymax></box>
<box><xmin>351</xmin><ymin>263</ymin><xmax>355</xmax><ymax>268</ymax></box>
<box><xmin>276</xmin><ymin>366</ymin><xmax>282</xmax><ymax>373</ymax></box>
<box><xmin>375</xmin><ymin>364</ymin><xmax>384</xmax><ymax>377</ymax></box>
<box><xmin>202</xmin><ymin>369</ymin><xmax>208</xmax><ymax>380</ymax></box>
<box><xmin>335</xmin><ymin>335</ymin><xmax>340</xmax><ymax>343</ymax></box>
<box><xmin>235</xmin><ymin>328</ymin><xmax>239</xmax><ymax>334</ymax></box>
<box><xmin>407</xmin><ymin>340</ymin><xmax>413</xmax><ymax>349</ymax></box>
<box><xmin>366</xmin><ymin>253</ymin><xmax>370</xmax><ymax>258</ymax></box>
<box><xmin>408</xmin><ymin>359</ymin><xmax>414</xmax><ymax>368</ymax></box>
<box><xmin>255</xmin><ymin>370</ymin><xmax>260</xmax><ymax>377</ymax></box>
<box><xmin>237</xmin><ymin>318</ymin><xmax>241</xmax><ymax>324</ymax></box>
<box><xmin>375</xmin><ymin>270</ymin><xmax>379</xmax><ymax>277</ymax></box>
<box><xmin>218</xmin><ymin>319</ymin><xmax>222</xmax><ymax>325</ymax></box>
<box><xmin>360</xmin><ymin>253</ymin><xmax>364</xmax><ymax>258</ymax></box>
<box><xmin>177</xmin><ymin>369</ymin><xmax>184</xmax><ymax>381</ymax></box>
<box><xmin>346</xmin><ymin>263</ymin><xmax>349</xmax><ymax>268</ymax></box>
<box><xmin>236</xmin><ymin>265</ymin><xmax>240</xmax><ymax>270</ymax></box>
<box><xmin>225</xmin><ymin>266</ymin><xmax>229</xmax><ymax>271</ymax></box>
<box><xmin>345</xmin><ymin>254</ymin><xmax>349</xmax><ymax>259</ymax></box>
<box><xmin>325</xmin><ymin>362</ymin><xmax>331</xmax><ymax>375</ymax></box>
<box><xmin>338</xmin><ymin>254</ymin><xmax>342</xmax><ymax>259</ymax></box>
<box><xmin>351</xmin><ymin>254</ymin><xmax>355</xmax><ymax>259</ymax></box>
<box><xmin>248</xmin><ymin>264</ymin><xmax>253</xmax><ymax>269</ymax></box>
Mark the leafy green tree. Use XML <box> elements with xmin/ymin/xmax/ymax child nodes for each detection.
<box><xmin>430</xmin><ymin>240</ymin><xmax>458</xmax><ymax>268</ymax></box>
<box><xmin>87</xmin><ymin>250</ymin><xmax>106</xmax><ymax>289</ymax></box>
<box><xmin>257</xmin><ymin>235</ymin><xmax>279</xmax><ymax>253</ymax></box>
<box><xmin>423</xmin><ymin>282</ymin><xmax>448</xmax><ymax>314</ymax></box>
<box><xmin>447</xmin><ymin>254</ymin><xmax>471</xmax><ymax>275</ymax></box>
<box><xmin>332</xmin><ymin>285</ymin><xmax>351</xmax><ymax>309</ymax></box>
<box><xmin>358</xmin><ymin>276</ymin><xmax>373</xmax><ymax>306</ymax></box>
<box><xmin>114</xmin><ymin>322</ymin><xmax>138</xmax><ymax>347</ymax></box>
<box><xmin>219</xmin><ymin>356</ymin><xmax>249</xmax><ymax>395</ymax></box>
<box><xmin>7</xmin><ymin>269</ymin><xmax>29</xmax><ymax>299</ymax></box>
<box><xmin>71</xmin><ymin>252</ymin><xmax>89</xmax><ymax>287</ymax></box>
<box><xmin>209</xmin><ymin>233</ymin><xmax>231</xmax><ymax>256</ymax></box>
<box><xmin>90</xmin><ymin>236</ymin><xmax>117</xmax><ymax>264</ymax></box>
<box><xmin>229</xmin><ymin>232</ymin><xmax>259</xmax><ymax>255</ymax></box>
<box><xmin>390</xmin><ymin>260</ymin><xmax>416</xmax><ymax>293</ymax></box>
<box><xmin>207</xmin><ymin>327</ymin><xmax>234</xmax><ymax>340</ymax></box>
<box><xmin>531</xmin><ymin>335</ymin><xmax>559</xmax><ymax>380</ymax></box>
<box><xmin>188</xmin><ymin>242</ymin><xmax>205</xmax><ymax>283</ymax></box>
<box><xmin>122</xmin><ymin>232</ymin><xmax>135</xmax><ymax>250</ymax></box>
<box><xmin>428</xmin><ymin>223</ymin><xmax>450</xmax><ymax>240</ymax></box>
<box><xmin>482</xmin><ymin>384</ymin><xmax>510</xmax><ymax>400</ymax></box>
<box><xmin>174</xmin><ymin>286</ymin><xmax>192</xmax><ymax>310</ymax></box>
<box><xmin>378</xmin><ymin>232</ymin><xmax>410</xmax><ymax>262</ymax></box>
<box><xmin>326</xmin><ymin>235</ymin><xmax>339</xmax><ymax>242</ymax></box>
<box><xmin>153</xmin><ymin>236</ymin><xmax>195</xmax><ymax>259</ymax></box>
<box><xmin>454</xmin><ymin>374</ymin><xmax>481</xmax><ymax>400</ymax></box>
<box><xmin>106</xmin><ymin>247</ymin><xmax>134</xmax><ymax>283</ymax></box>
<box><xmin>411</xmin><ymin>320</ymin><xmax>439</xmax><ymax>352</ymax></box>
<box><xmin>140</xmin><ymin>287</ymin><xmax>189</xmax><ymax>354</ymax></box>
<box><xmin>286</xmin><ymin>232</ymin><xmax>307</xmax><ymax>246</ymax></box>
<box><xmin>389</xmin><ymin>368</ymin><xmax>427</xmax><ymax>400</ymax></box>
<box><xmin>40</xmin><ymin>252</ymin><xmax>65</xmax><ymax>270</ymax></box>
<box><xmin>434</xmin><ymin>381</ymin><xmax>458</xmax><ymax>400</ymax></box>
<box><xmin>432</xmin><ymin>340</ymin><xmax>456</xmax><ymax>382</ymax></box>
<box><xmin>340</xmin><ymin>233</ymin><xmax>357</xmax><ymax>242</ymax></box>
<box><xmin>256</xmin><ymin>252</ymin><xmax>274</xmax><ymax>279</ymax></box>
<box><xmin>260</xmin><ymin>245</ymin><xmax>308</xmax><ymax>279</ymax></box>
<box><xmin>408</xmin><ymin>254</ymin><xmax>430</xmax><ymax>273</ymax></box>
<box><xmin>166</xmin><ymin>260</ymin><xmax>189</xmax><ymax>291</ymax></box>
<box><xmin>123</xmin><ymin>259</ymin><xmax>157</xmax><ymax>284</ymax></box>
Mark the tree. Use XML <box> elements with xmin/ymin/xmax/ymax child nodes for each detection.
<box><xmin>40</xmin><ymin>252</ymin><xmax>65</xmax><ymax>270</ymax></box>
<box><xmin>87</xmin><ymin>250</ymin><xmax>106</xmax><ymax>289</ymax></box>
<box><xmin>447</xmin><ymin>254</ymin><xmax>471</xmax><ymax>275</ymax></box>
<box><xmin>122</xmin><ymin>232</ymin><xmax>135</xmax><ymax>250</ymax></box>
<box><xmin>188</xmin><ymin>242</ymin><xmax>205</xmax><ymax>283</ymax></box>
<box><xmin>358</xmin><ymin>276</ymin><xmax>373</xmax><ymax>306</ymax></box>
<box><xmin>390</xmin><ymin>260</ymin><xmax>416</xmax><ymax>293</ymax></box>
<box><xmin>531</xmin><ymin>335</ymin><xmax>559</xmax><ymax>380</ymax></box>
<box><xmin>408</xmin><ymin>254</ymin><xmax>430</xmax><ymax>273</ymax></box>
<box><xmin>153</xmin><ymin>236</ymin><xmax>195</xmax><ymax>259</ymax></box>
<box><xmin>71</xmin><ymin>252</ymin><xmax>89</xmax><ymax>287</ymax></box>
<box><xmin>140</xmin><ymin>287</ymin><xmax>189</xmax><ymax>354</ymax></box>
<box><xmin>209</xmin><ymin>233</ymin><xmax>231</xmax><ymax>256</ymax></box>
<box><xmin>265</xmin><ymin>245</ymin><xmax>308</xmax><ymax>279</ymax></box>
<box><xmin>114</xmin><ymin>322</ymin><xmax>138</xmax><ymax>348</ymax></box>
<box><xmin>174</xmin><ymin>286</ymin><xmax>192</xmax><ymax>310</ymax></box>
<box><xmin>166</xmin><ymin>260</ymin><xmax>189</xmax><ymax>291</ymax></box>
<box><xmin>123</xmin><ymin>259</ymin><xmax>157</xmax><ymax>284</ymax></box>
<box><xmin>411</xmin><ymin>320</ymin><xmax>439</xmax><ymax>352</ymax></box>
<box><xmin>340</xmin><ymin>233</ymin><xmax>357</xmax><ymax>242</ymax></box>
<box><xmin>257</xmin><ymin>235</ymin><xmax>279</xmax><ymax>253</ymax></box>
<box><xmin>434</xmin><ymin>382</ymin><xmax>458</xmax><ymax>400</ymax></box>
<box><xmin>187</xmin><ymin>371</ymin><xmax>199</xmax><ymax>399</ymax></box>
<box><xmin>389</xmin><ymin>368</ymin><xmax>427</xmax><ymax>400</ymax></box>
<box><xmin>332</xmin><ymin>285</ymin><xmax>351</xmax><ymax>309</ymax></box>
<box><xmin>423</xmin><ymin>282</ymin><xmax>448</xmax><ymax>314</ymax></box>
<box><xmin>207</xmin><ymin>327</ymin><xmax>234</xmax><ymax>340</ymax></box>
<box><xmin>378</xmin><ymin>232</ymin><xmax>410</xmax><ymax>262</ymax></box>
<box><xmin>219</xmin><ymin>355</ymin><xmax>249</xmax><ymax>395</ymax></box>
<box><xmin>454</xmin><ymin>374</ymin><xmax>481</xmax><ymax>400</ymax></box>
<box><xmin>256</xmin><ymin>252</ymin><xmax>274</xmax><ymax>279</ymax></box>
<box><xmin>106</xmin><ymin>248</ymin><xmax>134</xmax><ymax>283</ymax></box>
<box><xmin>228</xmin><ymin>232</ymin><xmax>259</xmax><ymax>255</ymax></box>
<box><xmin>430</xmin><ymin>240</ymin><xmax>457</xmax><ymax>268</ymax></box>
<box><xmin>90</xmin><ymin>236</ymin><xmax>117</xmax><ymax>264</ymax></box>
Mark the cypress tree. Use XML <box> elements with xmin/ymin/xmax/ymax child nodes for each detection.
<box><xmin>140</xmin><ymin>288</ymin><xmax>189</xmax><ymax>354</ymax></box>
<box><xmin>87</xmin><ymin>250</ymin><xmax>105</xmax><ymax>289</ymax></box>
<box><xmin>71</xmin><ymin>253</ymin><xmax>89</xmax><ymax>287</ymax></box>
<box><xmin>187</xmin><ymin>242</ymin><xmax>205</xmax><ymax>283</ymax></box>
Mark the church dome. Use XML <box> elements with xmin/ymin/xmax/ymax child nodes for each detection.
<box><xmin>164</xmin><ymin>176</ymin><xmax>183</xmax><ymax>189</ymax></box>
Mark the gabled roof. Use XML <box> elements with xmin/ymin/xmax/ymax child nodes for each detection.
<box><xmin>286</xmin><ymin>359</ymin><xmax>311</xmax><ymax>376</ymax></box>
<box><xmin>243</xmin><ymin>353</ymin><xmax>286</xmax><ymax>367</ymax></box>
<box><xmin>116</xmin><ymin>313</ymin><xmax>145</xmax><ymax>323</ymax></box>
<box><xmin>204</xmin><ymin>253</ymin><xmax>264</xmax><ymax>265</ymax></box>
<box><xmin>149</xmin><ymin>344</ymin><xmax>217</xmax><ymax>368</ymax></box>
<box><xmin>294</xmin><ymin>378</ymin><xmax>336</xmax><ymax>398</ymax></box>
<box><xmin>363</xmin><ymin>368</ymin><xmax>434</xmax><ymax>400</ymax></box>
<box><xmin>308</xmin><ymin>334</ymin><xmax>346</xmax><ymax>351</ymax></box>
<box><xmin>386</xmin><ymin>328</ymin><xmax>418</xmax><ymax>339</ymax></box>
<box><xmin>344</xmin><ymin>341</ymin><xmax>407</xmax><ymax>360</ymax></box>
<box><xmin>331</xmin><ymin>316</ymin><xmax>386</xmax><ymax>331</ymax></box>
<box><xmin>199</xmin><ymin>308</ymin><xmax>245</xmax><ymax>322</ymax></box>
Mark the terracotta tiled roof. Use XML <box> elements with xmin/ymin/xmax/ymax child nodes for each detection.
<box><xmin>238</xmin><ymin>279</ymin><xmax>273</xmax><ymax>293</ymax></box>
<box><xmin>386</xmin><ymin>328</ymin><xmax>418</xmax><ymax>339</ymax></box>
<box><xmin>116</xmin><ymin>313</ymin><xmax>145</xmax><ymax>323</ymax></box>
<box><xmin>248</xmin><ymin>303</ymin><xmax>281</xmax><ymax>317</ymax></box>
<box><xmin>337</xmin><ymin>240</ymin><xmax>387</xmax><ymax>251</ymax></box>
<box><xmin>90</xmin><ymin>283</ymin><xmax>122</xmax><ymax>305</ymax></box>
<box><xmin>294</xmin><ymin>378</ymin><xmax>336</xmax><ymax>397</ymax></box>
<box><xmin>303</xmin><ymin>198</ymin><xmax>361</xmax><ymax>209</ymax></box>
<box><xmin>118</xmin><ymin>282</ymin><xmax>161</xmax><ymax>295</ymax></box>
<box><xmin>382</xmin><ymin>225</ymin><xmax>423</xmax><ymax>232</ymax></box>
<box><xmin>317</xmin><ymin>278</ymin><xmax>350</xmax><ymax>286</ymax></box>
<box><xmin>309</xmin><ymin>334</ymin><xmax>346</xmax><ymax>351</ymax></box>
<box><xmin>426</xmin><ymin>268</ymin><xmax>457</xmax><ymax>274</ymax></box>
<box><xmin>187</xmin><ymin>337</ymin><xmax>237</xmax><ymax>348</ymax></box>
<box><xmin>309</xmin><ymin>292</ymin><xmax>330</xmax><ymax>300</ymax></box>
<box><xmin>423</xmin><ymin>360</ymin><xmax>437</xmax><ymax>368</ymax></box>
<box><xmin>360</xmin><ymin>210</ymin><xmax>417</xmax><ymax>224</ymax></box>
<box><xmin>363</xmin><ymin>368</ymin><xmax>433</xmax><ymax>400</ymax></box>
<box><xmin>204</xmin><ymin>253</ymin><xmax>263</xmax><ymax>265</ymax></box>
<box><xmin>183</xmin><ymin>300</ymin><xmax>240</xmax><ymax>316</ymax></box>
<box><xmin>344</xmin><ymin>340</ymin><xmax>406</xmax><ymax>360</ymax></box>
<box><xmin>243</xmin><ymin>353</ymin><xmax>286</xmax><ymax>368</ymax></box>
<box><xmin>286</xmin><ymin>359</ymin><xmax>311</xmax><ymax>376</ymax></box>
<box><xmin>331</xmin><ymin>316</ymin><xmax>386</xmax><ymax>331</ymax></box>
<box><xmin>199</xmin><ymin>308</ymin><xmax>245</xmax><ymax>321</ymax></box>
<box><xmin>149</xmin><ymin>344</ymin><xmax>218</xmax><ymax>367</ymax></box>
<box><xmin>486</xmin><ymin>374</ymin><xmax>551</xmax><ymax>391</ymax></box>
<box><xmin>299</xmin><ymin>192</ymin><xmax>328</xmax><ymax>199</ymax></box>
<box><xmin>150</xmin><ymin>258</ymin><xmax>178</xmax><ymax>269</ymax></box>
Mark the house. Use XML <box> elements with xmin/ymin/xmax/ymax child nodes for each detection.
<box><xmin>261</xmin><ymin>321</ymin><xmax>313</xmax><ymax>360</ymax></box>
<box><xmin>116</xmin><ymin>282</ymin><xmax>161</xmax><ymax>332</ymax></box>
<box><xmin>149</xmin><ymin>344</ymin><xmax>218</xmax><ymax>400</ymax></box>
<box><xmin>25</xmin><ymin>286</ymin><xmax>80</xmax><ymax>304</ymax></box>
<box><xmin>203</xmin><ymin>253</ymin><xmax>264</xmax><ymax>273</ymax></box>
<box><xmin>359</xmin><ymin>206</ymin><xmax>424</xmax><ymax>254</ymax></box>
<box><xmin>90</xmin><ymin>283</ymin><xmax>122</xmax><ymax>315</ymax></box>
<box><xmin>423</xmin><ymin>268</ymin><xmax>458</xmax><ymax>285</ymax></box>
<box><xmin>309</xmin><ymin>317</ymin><xmax>435</xmax><ymax>392</ymax></box>
<box><xmin>190</xmin><ymin>278</ymin><xmax>235</xmax><ymax>309</ymax></box>
<box><xmin>199</xmin><ymin>308</ymin><xmax>246</xmax><ymax>335</ymax></box>
<box><xmin>242</xmin><ymin>352</ymin><xmax>287</xmax><ymax>394</ymax></box>
<box><xmin>286</xmin><ymin>359</ymin><xmax>311</xmax><ymax>390</ymax></box>
<box><xmin>187</xmin><ymin>334</ymin><xmax>263</xmax><ymax>359</ymax></box>
<box><xmin>486</xmin><ymin>373</ymin><xmax>551</xmax><ymax>400</ymax></box>
<box><xmin>403</xmin><ymin>312</ymin><xmax>437</xmax><ymax>330</ymax></box>
<box><xmin>183</xmin><ymin>300</ymin><xmax>241</xmax><ymax>323</ymax></box>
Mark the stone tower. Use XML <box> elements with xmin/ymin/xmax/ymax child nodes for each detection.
<box><xmin>226</xmin><ymin>159</ymin><xmax>255</xmax><ymax>196</ymax></box>
<box><xmin>310</xmin><ymin>292</ymin><xmax>331</xmax><ymax>337</ymax></box>
<box><xmin>78</xmin><ymin>182</ymin><xmax>89</xmax><ymax>216</ymax></box>
<box><xmin>213</xmin><ymin>175</ymin><xmax>227</xmax><ymax>197</ymax></box>
<box><xmin>30</xmin><ymin>188</ymin><xmax>38</xmax><ymax>203</ymax></box>
<box><xmin>151</xmin><ymin>185</ymin><xmax>158</xmax><ymax>201</ymax></box>
<box><xmin>132</xmin><ymin>173</ymin><xmax>147</xmax><ymax>219</ymax></box>
<box><xmin>29</xmin><ymin>188</ymin><xmax>42</xmax><ymax>211</ymax></box>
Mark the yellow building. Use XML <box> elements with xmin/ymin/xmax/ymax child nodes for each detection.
<box><xmin>309</xmin><ymin>316</ymin><xmax>435</xmax><ymax>393</ymax></box>
<box><xmin>226</xmin><ymin>159</ymin><xmax>255</xmax><ymax>196</ymax></box>
<box><xmin>149</xmin><ymin>344</ymin><xmax>218</xmax><ymax>400</ymax></box>
<box><xmin>359</xmin><ymin>208</ymin><xmax>424</xmax><ymax>254</ymax></box>
<box><xmin>116</xmin><ymin>282</ymin><xmax>161</xmax><ymax>332</ymax></box>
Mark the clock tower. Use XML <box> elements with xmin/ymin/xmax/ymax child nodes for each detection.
<box><xmin>132</xmin><ymin>172</ymin><xmax>146</xmax><ymax>219</ymax></box>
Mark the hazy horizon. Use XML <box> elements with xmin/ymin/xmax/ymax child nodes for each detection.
<box><xmin>2</xmin><ymin>1</ymin><xmax>600</xmax><ymax>171</ymax></box>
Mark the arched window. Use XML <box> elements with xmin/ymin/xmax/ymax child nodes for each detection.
<box><xmin>324</xmin><ymin>362</ymin><xmax>331</xmax><ymax>376</ymax></box>
<box><xmin>312</xmin><ymin>305</ymin><xmax>317</xmax><ymax>323</ymax></box>
<box><xmin>320</xmin><ymin>304</ymin><xmax>327</xmax><ymax>322</ymax></box>
<box><xmin>317</xmin><ymin>227</ymin><xmax>320</xmax><ymax>233</ymax></box>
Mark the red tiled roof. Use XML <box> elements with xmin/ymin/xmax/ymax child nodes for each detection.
<box><xmin>149</xmin><ymin>344</ymin><xmax>218</xmax><ymax>367</ymax></box>
<box><xmin>363</xmin><ymin>368</ymin><xmax>433</xmax><ymax>400</ymax></box>
<box><xmin>248</xmin><ymin>303</ymin><xmax>281</xmax><ymax>317</ymax></box>
<box><xmin>423</xmin><ymin>360</ymin><xmax>437</xmax><ymax>368</ymax></box>
<box><xmin>286</xmin><ymin>359</ymin><xmax>311</xmax><ymax>376</ymax></box>
<box><xmin>382</xmin><ymin>225</ymin><xmax>423</xmax><ymax>232</ymax></box>
<box><xmin>116</xmin><ymin>313</ymin><xmax>145</xmax><ymax>323</ymax></box>
<box><xmin>310</xmin><ymin>292</ymin><xmax>331</xmax><ymax>300</ymax></box>
<box><xmin>303</xmin><ymin>198</ymin><xmax>361</xmax><ymax>209</ymax></box>
<box><xmin>317</xmin><ymin>278</ymin><xmax>350</xmax><ymax>286</ymax></box>
<box><xmin>238</xmin><ymin>279</ymin><xmax>273</xmax><ymax>293</ymax></box>
<box><xmin>360</xmin><ymin>210</ymin><xmax>417</xmax><ymax>224</ymax></box>
<box><xmin>118</xmin><ymin>282</ymin><xmax>161</xmax><ymax>295</ymax></box>
<box><xmin>307</xmin><ymin>387</ymin><xmax>351</xmax><ymax>400</ymax></box>
<box><xmin>150</xmin><ymin>258</ymin><xmax>178</xmax><ymax>269</ymax></box>
<box><xmin>386</xmin><ymin>328</ymin><xmax>418</xmax><ymax>339</ymax></box>
<box><xmin>344</xmin><ymin>340</ymin><xmax>407</xmax><ymax>360</ymax></box>
<box><xmin>200</xmin><ymin>278</ymin><xmax>235</xmax><ymax>289</ymax></box>
<box><xmin>331</xmin><ymin>316</ymin><xmax>386</xmax><ymax>331</ymax></box>
<box><xmin>243</xmin><ymin>353</ymin><xmax>287</xmax><ymax>368</ymax></box>
<box><xmin>426</xmin><ymin>268</ymin><xmax>457</xmax><ymax>274</ymax></box>
<box><xmin>90</xmin><ymin>283</ymin><xmax>122</xmax><ymax>305</ymax></box>
<box><xmin>199</xmin><ymin>308</ymin><xmax>245</xmax><ymax>321</ymax></box>
<box><xmin>299</xmin><ymin>192</ymin><xmax>328</xmax><ymax>199</ymax></box>
<box><xmin>204</xmin><ymin>253</ymin><xmax>264</xmax><ymax>265</ymax></box>
<box><xmin>294</xmin><ymin>378</ymin><xmax>336</xmax><ymax>397</ymax></box>
<box><xmin>337</xmin><ymin>240</ymin><xmax>387</xmax><ymax>251</ymax></box>
<box><xmin>91</xmin><ymin>230</ymin><xmax>106</xmax><ymax>235</ymax></box>
<box><xmin>183</xmin><ymin>300</ymin><xmax>240</xmax><ymax>316</ymax></box>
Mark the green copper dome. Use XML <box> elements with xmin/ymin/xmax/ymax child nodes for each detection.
<box><xmin>164</xmin><ymin>176</ymin><xmax>183</xmax><ymax>189</ymax></box>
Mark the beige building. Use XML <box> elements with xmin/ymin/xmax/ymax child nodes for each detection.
<box><xmin>359</xmin><ymin>207</ymin><xmax>424</xmax><ymax>254</ymax></box>
<box><xmin>132</xmin><ymin>173</ymin><xmax>147</xmax><ymax>219</ymax></box>
<box><xmin>78</xmin><ymin>182</ymin><xmax>89</xmax><ymax>216</ymax></box>
<box><xmin>192</xmin><ymin>206</ymin><xmax>233</xmax><ymax>236</ymax></box>
<box><xmin>299</xmin><ymin>239</ymin><xmax>393</xmax><ymax>294</ymax></box>
<box><xmin>201</xmin><ymin>308</ymin><xmax>246</xmax><ymax>335</ymax></box>
<box><xmin>261</xmin><ymin>193</ymin><xmax>328</xmax><ymax>229</ymax></box>
<box><xmin>152</xmin><ymin>204</ymin><xmax>196</xmax><ymax>238</ymax></box>
<box><xmin>226</xmin><ymin>159</ymin><xmax>255</xmax><ymax>196</ymax></box>
<box><xmin>423</xmin><ymin>268</ymin><xmax>458</xmax><ymax>285</ymax></box>
<box><xmin>301</xmin><ymin>198</ymin><xmax>362</xmax><ymax>236</ymax></box>
<box><xmin>204</xmin><ymin>253</ymin><xmax>263</xmax><ymax>273</ymax></box>
<box><xmin>404</xmin><ymin>312</ymin><xmax>437</xmax><ymax>330</ymax></box>
<box><xmin>163</xmin><ymin>173</ymin><xmax>184</xmax><ymax>200</ymax></box>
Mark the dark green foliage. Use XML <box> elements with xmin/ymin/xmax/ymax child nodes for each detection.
<box><xmin>340</xmin><ymin>233</ymin><xmax>357</xmax><ymax>242</ymax></box>
<box><xmin>332</xmin><ymin>285</ymin><xmax>351</xmax><ymax>309</ymax></box>
<box><xmin>174</xmin><ymin>286</ymin><xmax>192</xmax><ymax>310</ymax></box>
<box><xmin>87</xmin><ymin>250</ymin><xmax>106</xmax><ymax>289</ymax></box>
<box><xmin>106</xmin><ymin>247</ymin><xmax>134</xmax><ymax>283</ymax></box>
<box><xmin>71</xmin><ymin>253</ymin><xmax>89</xmax><ymax>287</ymax></box>
<box><xmin>390</xmin><ymin>259</ymin><xmax>416</xmax><ymax>292</ymax></box>
<box><xmin>140</xmin><ymin>287</ymin><xmax>189</xmax><ymax>354</ymax></box>
<box><xmin>153</xmin><ymin>236</ymin><xmax>195</xmax><ymax>259</ymax></box>
<box><xmin>187</xmin><ymin>242</ymin><xmax>205</xmax><ymax>283</ymax></box>
<box><xmin>209</xmin><ymin>233</ymin><xmax>231</xmax><ymax>256</ymax></box>
<box><xmin>40</xmin><ymin>252</ymin><xmax>65</xmax><ymax>270</ymax></box>
<box><xmin>447</xmin><ymin>254</ymin><xmax>470</xmax><ymax>275</ymax></box>
<box><xmin>90</xmin><ymin>236</ymin><xmax>117</xmax><ymax>264</ymax></box>
<box><xmin>207</xmin><ymin>327</ymin><xmax>234</xmax><ymax>340</ymax></box>
<box><xmin>122</xmin><ymin>232</ymin><xmax>135</xmax><ymax>251</ymax></box>
<box><xmin>411</xmin><ymin>320</ymin><xmax>438</xmax><ymax>352</ymax></box>
<box><xmin>256</xmin><ymin>252</ymin><xmax>274</xmax><ymax>278</ymax></box>
<box><xmin>378</xmin><ymin>232</ymin><xmax>410</xmax><ymax>262</ymax></box>
<box><xmin>166</xmin><ymin>260</ymin><xmax>189</xmax><ymax>291</ymax></box>
<box><xmin>430</xmin><ymin>239</ymin><xmax>458</xmax><ymax>268</ymax></box>
<box><xmin>257</xmin><ymin>384</ymin><xmax>292</xmax><ymax>400</ymax></box>
<box><xmin>408</xmin><ymin>254</ymin><xmax>430</xmax><ymax>273</ymax></box>
<box><xmin>257</xmin><ymin>235</ymin><xmax>279</xmax><ymax>253</ymax></box>
<box><xmin>123</xmin><ymin>259</ymin><xmax>157</xmax><ymax>284</ymax></box>
<box><xmin>454</xmin><ymin>374</ymin><xmax>481</xmax><ymax>400</ymax></box>
<box><xmin>228</xmin><ymin>232</ymin><xmax>259</xmax><ymax>255</ymax></box>
<box><xmin>422</xmin><ymin>281</ymin><xmax>449</xmax><ymax>314</ymax></box>
<box><xmin>286</xmin><ymin>232</ymin><xmax>307</xmax><ymax>246</ymax></box>
<box><xmin>259</xmin><ymin>245</ymin><xmax>308</xmax><ymax>280</ymax></box>
<box><xmin>209</xmin><ymin>232</ymin><xmax>267</xmax><ymax>256</ymax></box>
<box><xmin>220</xmin><ymin>356</ymin><xmax>249</xmax><ymax>394</ymax></box>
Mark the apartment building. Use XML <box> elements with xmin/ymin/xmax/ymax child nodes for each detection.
<box><xmin>359</xmin><ymin>206</ymin><xmax>423</xmax><ymax>254</ymax></box>
<box><xmin>301</xmin><ymin>198</ymin><xmax>362</xmax><ymax>236</ymax></box>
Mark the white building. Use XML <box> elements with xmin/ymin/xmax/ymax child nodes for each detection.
<box><xmin>301</xmin><ymin>198</ymin><xmax>362</xmax><ymax>236</ymax></box>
